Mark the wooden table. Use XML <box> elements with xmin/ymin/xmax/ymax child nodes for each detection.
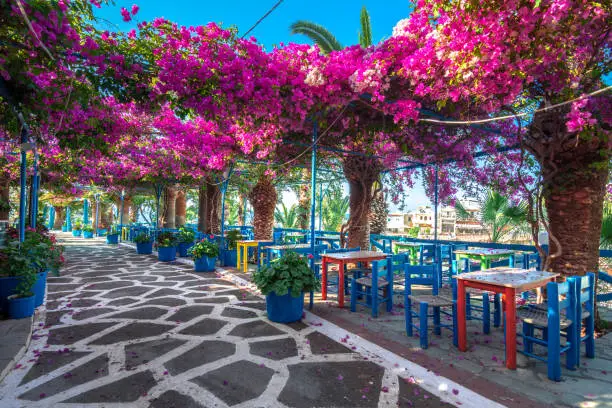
<box><xmin>321</xmin><ymin>251</ymin><xmax>388</xmax><ymax>308</ymax></box>
<box><xmin>392</xmin><ymin>242</ymin><xmax>421</xmax><ymax>265</ymax></box>
<box><xmin>454</xmin><ymin>268</ymin><xmax>559</xmax><ymax>369</ymax></box>
<box><xmin>236</xmin><ymin>240</ymin><xmax>272</xmax><ymax>272</ymax></box>
<box><xmin>455</xmin><ymin>248</ymin><xmax>515</xmax><ymax>270</ymax></box>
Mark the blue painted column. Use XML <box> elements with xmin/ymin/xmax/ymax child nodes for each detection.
<box><xmin>433</xmin><ymin>165</ymin><xmax>440</xmax><ymax>287</ymax></box>
<box><xmin>94</xmin><ymin>193</ymin><xmax>100</xmax><ymax>236</ymax></box>
<box><xmin>48</xmin><ymin>205</ymin><xmax>55</xmax><ymax>230</ymax></box>
<box><xmin>83</xmin><ymin>199</ymin><xmax>89</xmax><ymax>225</ymax></box>
<box><xmin>66</xmin><ymin>207</ymin><xmax>72</xmax><ymax>230</ymax></box>
<box><xmin>18</xmin><ymin>127</ymin><xmax>28</xmax><ymax>242</ymax></box>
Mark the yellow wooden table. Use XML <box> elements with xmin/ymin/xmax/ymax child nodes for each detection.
<box><xmin>236</xmin><ymin>240</ymin><xmax>273</xmax><ymax>272</ymax></box>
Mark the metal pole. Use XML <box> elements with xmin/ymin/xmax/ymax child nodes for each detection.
<box><xmin>18</xmin><ymin>127</ymin><xmax>28</xmax><ymax>242</ymax></box>
<box><xmin>220</xmin><ymin>167</ymin><xmax>233</xmax><ymax>266</ymax></box>
<box><xmin>120</xmin><ymin>190</ymin><xmax>125</xmax><ymax>242</ymax></box>
<box><xmin>310</xmin><ymin>121</ymin><xmax>318</xmax><ymax>266</ymax></box>
<box><xmin>318</xmin><ymin>183</ymin><xmax>323</xmax><ymax>231</ymax></box>
<box><xmin>434</xmin><ymin>166</ymin><xmax>439</xmax><ymax>245</ymax></box>
<box><xmin>242</xmin><ymin>196</ymin><xmax>247</xmax><ymax>226</ymax></box>
<box><xmin>66</xmin><ymin>207</ymin><xmax>72</xmax><ymax>230</ymax></box>
<box><xmin>30</xmin><ymin>152</ymin><xmax>39</xmax><ymax>228</ymax></box>
<box><xmin>48</xmin><ymin>205</ymin><xmax>55</xmax><ymax>230</ymax></box>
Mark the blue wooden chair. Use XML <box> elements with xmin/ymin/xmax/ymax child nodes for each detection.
<box><xmin>573</xmin><ymin>273</ymin><xmax>596</xmax><ymax>366</ymax></box>
<box><xmin>419</xmin><ymin>244</ymin><xmax>436</xmax><ymax>265</ymax></box>
<box><xmin>309</xmin><ymin>247</ymin><xmax>360</xmax><ymax>308</ymax></box>
<box><xmin>404</xmin><ymin>263</ymin><xmax>457</xmax><ymax>349</ymax></box>
<box><xmin>453</xmin><ymin>259</ymin><xmax>501</xmax><ymax>333</ymax></box>
<box><xmin>518</xmin><ymin>278</ymin><xmax>578</xmax><ymax>381</ymax></box>
<box><xmin>350</xmin><ymin>256</ymin><xmax>392</xmax><ymax>317</ymax></box>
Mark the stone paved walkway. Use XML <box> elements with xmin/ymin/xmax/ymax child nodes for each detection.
<box><xmin>0</xmin><ymin>236</ymin><xmax>492</xmax><ymax>407</ymax></box>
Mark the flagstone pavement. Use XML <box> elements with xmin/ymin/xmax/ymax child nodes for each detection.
<box><xmin>0</xmin><ymin>236</ymin><xmax>465</xmax><ymax>407</ymax></box>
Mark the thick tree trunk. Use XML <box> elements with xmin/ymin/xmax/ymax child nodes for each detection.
<box><xmin>369</xmin><ymin>190</ymin><xmax>388</xmax><ymax>235</ymax></box>
<box><xmin>175</xmin><ymin>190</ymin><xmax>186</xmax><ymax>227</ymax></box>
<box><xmin>248</xmin><ymin>175</ymin><xmax>277</xmax><ymax>240</ymax></box>
<box><xmin>542</xmin><ymin>152</ymin><xmax>608</xmax><ymax>276</ymax></box>
<box><xmin>237</xmin><ymin>193</ymin><xmax>247</xmax><ymax>226</ymax></box>
<box><xmin>162</xmin><ymin>187</ymin><xmax>178</xmax><ymax>229</ymax></box>
<box><xmin>0</xmin><ymin>180</ymin><xmax>10</xmax><ymax>220</ymax></box>
<box><xmin>342</xmin><ymin>156</ymin><xmax>382</xmax><ymax>249</ymax></box>
<box><xmin>118</xmin><ymin>196</ymin><xmax>131</xmax><ymax>225</ymax></box>
<box><xmin>297</xmin><ymin>168</ymin><xmax>310</xmax><ymax>230</ymax></box>
<box><xmin>528</xmin><ymin>109</ymin><xmax>610</xmax><ymax>276</ymax></box>
<box><xmin>198</xmin><ymin>180</ymin><xmax>221</xmax><ymax>234</ymax></box>
<box><xmin>53</xmin><ymin>206</ymin><xmax>65</xmax><ymax>230</ymax></box>
<box><xmin>99</xmin><ymin>203</ymin><xmax>113</xmax><ymax>229</ymax></box>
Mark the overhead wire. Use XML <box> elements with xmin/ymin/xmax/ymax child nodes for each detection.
<box><xmin>240</xmin><ymin>0</ymin><xmax>284</xmax><ymax>39</ymax></box>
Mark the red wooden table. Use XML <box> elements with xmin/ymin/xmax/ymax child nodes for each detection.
<box><xmin>454</xmin><ymin>268</ymin><xmax>559</xmax><ymax>369</ymax></box>
<box><xmin>321</xmin><ymin>251</ymin><xmax>388</xmax><ymax>308</ymax></box>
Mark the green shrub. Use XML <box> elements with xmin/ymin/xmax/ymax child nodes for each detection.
<box><xmin>134</xmin><ymin>233</ymin><xmax>152</xmax><ymax>244</ymax></box>
<box><xmin>188</xmin><ymin>240</ymin><xmax>219</xmax><ymax>259</ymax></box>
<box><xmin>252</xmin><ymin>251</ymin><xmax>320</xmax><ymax>298</ymax></box>
<box><xmin>177</xmin><ymin>227</ymin><xmax>195</xmax><ymax>244</ymax></box>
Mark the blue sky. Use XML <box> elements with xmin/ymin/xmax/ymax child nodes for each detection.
<box><xmin>95</xmin><ymin>1</ymin><xmax>432</xmax><ymax>211</ymax></box>
<box><xmin>96</xmin><ymin>1</ymin><xmax>411</xmax><ymax>49</ymax></box>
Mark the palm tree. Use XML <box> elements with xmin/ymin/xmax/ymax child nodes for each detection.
<box><xmin>275</xmin><ymin>202</ymin><xmax>299</xmax><ymax>228</ymax></box>
<box><xmin>600</xmin><ymin>202</ymin><xmax>612</xmax><ymax>249</ymax></box>
<box><xmin>456</xmin><ymin>191</ymin><xmax>529</xmax><ymax>243</ymax></box>
<box><xmin>290</xmin><ymin>6</ymin><xmax>373</xmax><ymax>54</ymax></box>
<box><xmin>322</xmin><ymin>191</ymin><xmax>350</xmax><ymax>232</ymax></box>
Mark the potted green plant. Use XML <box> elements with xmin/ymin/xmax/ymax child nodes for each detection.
<box><xmin>224</xmin><ymin>229</ymin><xmax>243</xmax><ymax>267</ymax></box>
<box><xmin>134</xmin><ymin>232</ymin><xmax>153</xmax><ymax>254</ymax></box>
<box><xmin>72</xmin><ymin>221</ymin><xmax>82</xmax><ymax>237</ymax></box>
<box><xmin>188</xmin><ymin>240</ymin><xmax>219</xmax><ymax>272</ymax></box>
<box><xmin>252</xmin><ymin>251</ymin><xmax>320</xmax><ymax>323</ymax></box>
<box><xmin>156</xmin><ymin>231</ymin><xmax>177</xmax><ymax>262</ymax></box>
<box><xmin>0</xmin><ymin>241</ymin><xmax>38</xmax><ymax>318</ymax></box>
<box><xmin>82</xmin><ymin>225</ymin><xmax>94</xmax><ymax>239</ymax></box>
<box><xmin>177</xmin><ymin>227</ymin><xmax>195</xmax><ymax>257</ymax></box>
<box><xmin>106</xmin><ymin>225</ymin><xmax>119</xmax><ymax>244</ymax></box>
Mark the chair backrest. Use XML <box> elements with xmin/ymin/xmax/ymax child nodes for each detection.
<box><xmin>546</xmin><ymin>279</ymin><xmax>576</xmax><ymax>326</ymax></box>
<box><xmin>404</xmin><ymin>263</ymin><xmax>440</xmax><ymax>295</ymax></box>
<box><xmin>439</xmin><ymin>245</ymin><xmax>452</xmax><ymax>260</ymax></box>
<box><xmin>522</xmin><ymin>253</ymin><xmax>540</xmax><ymax>270</ymax></box>
<box><xmin>387</xmin><ymin>253</ymin><xmax>410</xmax><ymax>277</ymax></box>
<box><xmin>454</xmin><ymin>258</ymin><xmax>480</xmax><ymax>273</ymax></box>
<box><xmin>273</xmin><ymin>231</ymin><xmax>283</xmax><ymax>244</ymax></box>
<box><xmin>419</xmin><ymin>244</ymin><xmax>436</xmax><ymax>264</ymax></box>
<box><xmin>490</xmin><ymin>257</ymin><xmax>513</xmax><ymax>269</ymax></box>
<box><xmin>571</xmin><ymin>272</ymin><xmax>595</xmax><ymax>317</ymax></box>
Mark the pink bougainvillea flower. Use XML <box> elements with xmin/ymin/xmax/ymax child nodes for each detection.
<box><xmin>120</xmin><ymin>7</ymin><xmax>131</xmax><ymax>22</ymax></box>
<box><xmin>131</xmin><ymin>4</ymin><xmax>139</xmax><ymax>15</ymax></box>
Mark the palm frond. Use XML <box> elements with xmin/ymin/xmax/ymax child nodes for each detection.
<box><xmin>359</xmin><ymin>6</ymin><xmax>372</xmax><ymax>48</ymax></box>
<box><xmin>289</xmin><ymin>20</ymin><xmax>343</xmax><ymax>53</ymax></box>
<box><xmin>454</xmin><ymin>200</ymin><xmax>471</xmax><ymax>220</ymax></box>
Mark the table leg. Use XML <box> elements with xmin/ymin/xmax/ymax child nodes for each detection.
<box><xmin>338</xmin><ymin>260</ymin><xmax>345</xmax><ymax>308</ymax></box>
<box><xmin>321</xmin><ymin>258</ymin><xmax>328</xmax><ymax>300</ymax></box>
<box><xmin>243</xmin><ymin>245</ymin><xmax>248</xmax><ymax>272</ymax></box>
<box><xmin>457</xmin><ymin>279</ymin><xmax>467</xmax><ymax>352</ymax></box>
<box><xmin>504</xmin><ymin>287</ymin><xmax>517</xmax><ymax>369</ymax></box>
<box><xmin>480</xmin><ymin>256</ymin><xmax>488</xmax><ymax>271</ymax></box>
<box><xmin>236</xmin><ymin>244</ymin><xmax>241</xmax><ymax>270</ymax></box>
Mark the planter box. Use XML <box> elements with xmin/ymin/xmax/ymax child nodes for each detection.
<box><xmin>0</xmin><ymin>276</ymin><xmax>21</xmax><ymax>313</ymax></box>
<box><xmin>34</xmin><ymin>271</ymin><xmax>47</xmax><ymax>308</ymax></box>
<box><xmin>194</xmin><ymin>257</ymin><xmax>216</xmax><ymax>272</ymax></box>
<box><xmin>224</xmin><ymin>250</ymin><xmax>237</xmax><ymax>267</ymax></box>
<box><xmin>265</xmin><ymin>291</ymin><xmax>304</xmax><ymax>323</ymax></box>
<box><xmin>158</xmin><ymin>246</ymin><xmax>177</xmax><ymax>262</ymax></box>
<box><xmin>83</xmin><ymin>231</ymin><xmax>94</xmax><ymax>239</ymax></box>
<box><xmin>178</xmin><ymin>242</ymin><xmax>194</xmax><ymax>257</ymax></box>
<box><xmin>7</xmin><ymin>294</ymin><xmax>35</xmax><ymax>319</ymax></box>
<box><xmin>136</xmin><ymin>241</ymin><xmax>153</xmax><ymax>254</ymax></box>
<box><xmin>106</xmin><ymin>234</ymin><xmax>119</xmax><ymax>245</ymax></box>
<box><xmin>72</xmin><ymin>229</ymin><xmax>82</xmax><ymax>237</ymax></box>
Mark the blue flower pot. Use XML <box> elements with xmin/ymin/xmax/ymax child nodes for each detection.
<box><xmin>34</xmin><ymin>271</ymin><xmax>47</xmax><ymax>308</ymax></box>
<box><xmin>158</xmin><ymin>246</ymin><xmax>177</xmax><ymax>262</ymax></box>
<box><xmin>136</xmin><ymin>241</ymin><xmax>153</xmax><ymax>254</ymax></box>
<box><xmin>223</xmin><ymin>250</ymin><xmax>237</xmax><ymax>267</ymax></box>
<box><xmin>106</xmin><ymin>234</ymin><xmax>119</xmax><ymax>245</ymax></box>
<box><xmin>178</xmin><ymin>242</ymin><xmax>194</xmax><ymax>257</ymax></box>
<box><xmin>61</xmin><ymin>226</ymin><xmax>68</xmax><ymax>232</ymax></box>
<box><xmin>97</xmin><ymin>228</ymin><xmax>107</xmax><ymax>236</ymax></box>
<box><xmin>0</xmin><ymin>276</ymin><xmax>21</xmax><ymax>313</ymax></box>
<box><xmin>7</xmin><ymin>294</ymin><xmax>35</xmax><ymax>319</ymax></box>
<box><xmin>72</xmin><ymin>229</ymin><xmax>82</xmax><ymax>237</ymax></box>
<box><xmin>266</xmin><ymin>290</ymin><xmax>304</xmax><ymax>323</ymax></box>
<box><xmin>83</xmin><ymin>231</ymin><xmax>94</xmax><ymax>239</ymax></box>
<box><xmin>194</xmin><ymin>257</ymin><xmax>216</xmax><ymax>272</ymax></box>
